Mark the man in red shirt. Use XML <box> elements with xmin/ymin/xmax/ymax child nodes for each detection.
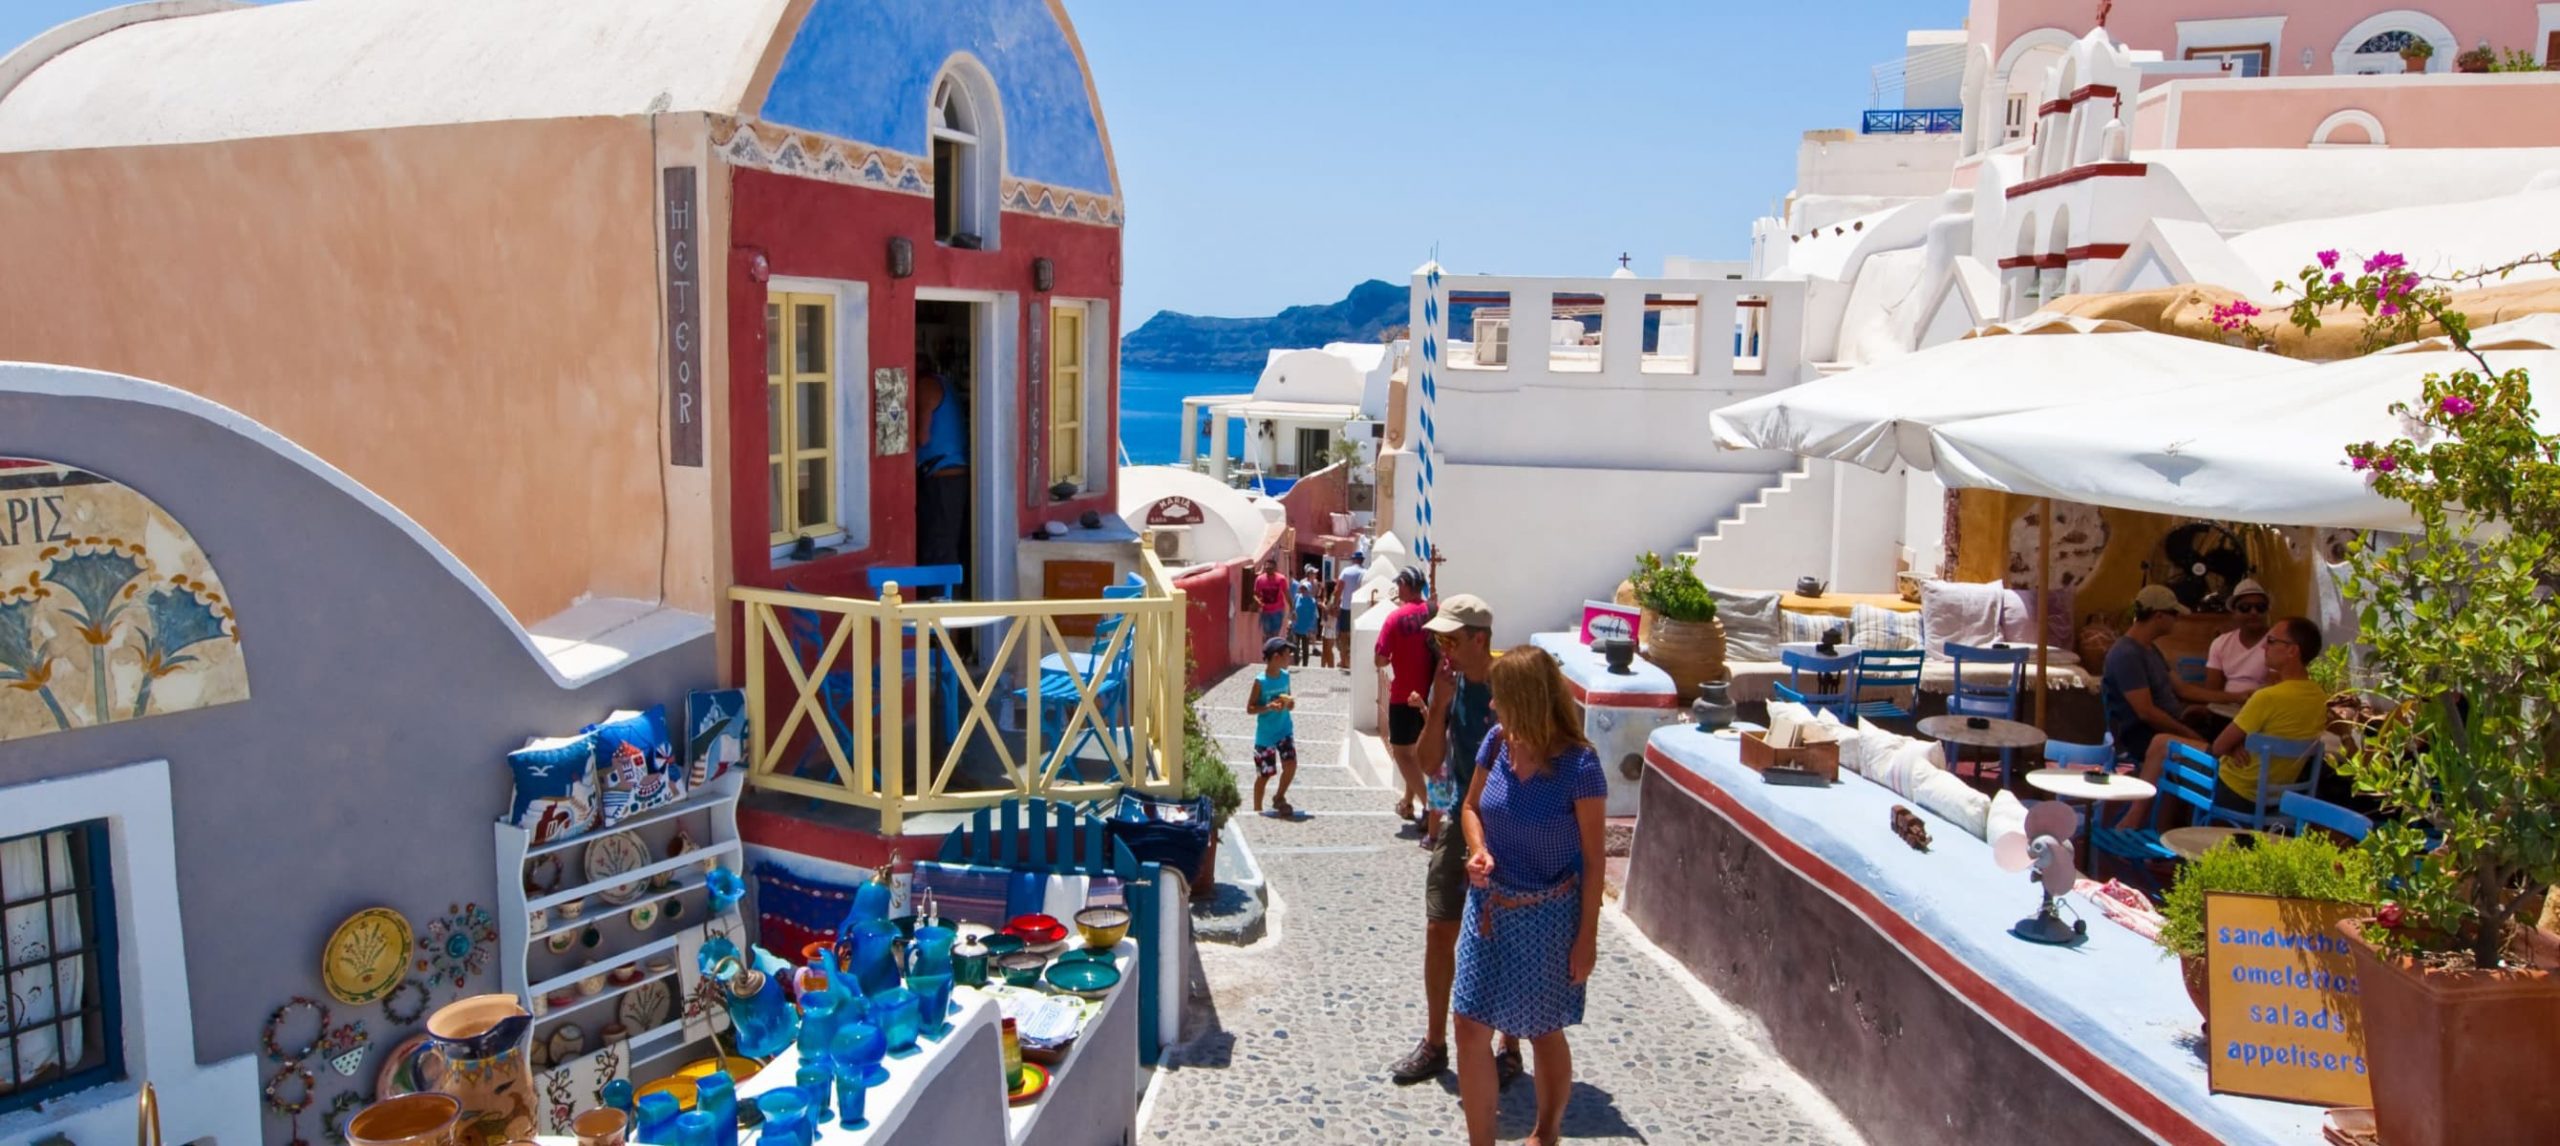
<box><xmin>1374</xmin><ymin>566</ymin><xmax>1436</xmax><ymax>823</ymax></box>
<box><xmin>1253</xmin><ymin>558</ymin><xmax>1289</xmax><ymax>642</ymax></box>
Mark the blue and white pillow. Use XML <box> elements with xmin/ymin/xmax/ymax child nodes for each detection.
<box><xmin>1851</xmin><ymin>603</ymin><xmax>1925</xmax><ymax>651</ymax></box>
<box><xmin>685</xmin><ymin>689</ymin><xmax>748</xmax><ymax>787</ymax></box>
<box><xmin>508</xmin><ymin>734</ymin><xmax>600</xmax><ymax>845</ymax></box>
<box><xmin>589</xmin><ymin>706</ymin><xmax>682</xmax><ymax>825</ymax></box>
<box><xmin>1779</xmin><ymin>609</ymin><xmax>1850</xmax><ymax>648</ymax></box>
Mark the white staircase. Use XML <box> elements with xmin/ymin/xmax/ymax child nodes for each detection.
<box><xmin>1684</xmin><ymin>464</ymin><xmax>1837</xmax><ymax>588</ymax></box>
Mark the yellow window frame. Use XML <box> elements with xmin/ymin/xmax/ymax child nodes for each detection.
<box><xmin>1050</xmin><ymin>303</ymin><xmax>1087</xmax><ymax>489</ymax></box>
<box><xmin>768</xmin><ymin>291</ymin><xmax>839</xmax><ymax>545</ymax></box>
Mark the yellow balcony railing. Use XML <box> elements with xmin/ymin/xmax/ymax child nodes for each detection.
<box><xmin>731</xmin><ymin>547</ymin><xmax>1188</xmax><ymax>835</ymax></box>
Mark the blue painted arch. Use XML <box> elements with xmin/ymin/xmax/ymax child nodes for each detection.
<box><xmin>759</xmin><ymin>0</ymin><xmax>1117</xmax><ymax>196</ymax></box>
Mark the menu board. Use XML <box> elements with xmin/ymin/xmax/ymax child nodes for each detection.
<box><xmin>2203</xmin><ymin>892</ymin><xmax>2372</xmax><ymax>1107</ymax></box>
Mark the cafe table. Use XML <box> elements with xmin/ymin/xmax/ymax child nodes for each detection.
<box><xmin>2023</xmin><ymin>768</ymin><xmax>2157</xmax><ymax>852</ymax></box>
<box><xmin>2162</xmin><ymin>826</ymin><xmax>2263</xmax><ymax>861</ymax></box>
<box><xmin>1917</xmin><ymin>715</ymin><xmax>2044</xmax><ymax>787</ymax></box>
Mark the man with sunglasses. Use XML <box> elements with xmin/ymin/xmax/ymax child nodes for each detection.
<box><xmin>2185</xmin><ymin>579</ymin><xmax>2274</xmax><ymax>739</ymax></box>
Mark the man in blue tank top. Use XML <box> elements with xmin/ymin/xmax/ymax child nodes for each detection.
<box><xmin>915</xmin><ymin>369</ymin><xmax>969</xmax><ymax>576</ymax></box>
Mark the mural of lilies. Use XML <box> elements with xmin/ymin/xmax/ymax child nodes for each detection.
<box><xmin>0</xmin><ymin>538</ymin><xmax>241</xmax><ymax>734</ymax></box>
<box><xmin>133</xmin><ymin>577</ymin><xmax>236</xmax><ymax>718</ymax></box>
<box><xmin>0</xmin><ymin>585</ymin><xmax>70</xmax><ymax>730</ymax></box>
<box><xmin>41</xmin><ymin>541</ymin><xmax>146</xmax><ymax>723</ymax></box>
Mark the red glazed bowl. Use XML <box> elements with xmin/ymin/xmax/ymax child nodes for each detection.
<box><xmin>1004</xmin><ymin>914</ymin><xmax>1067</xmax><ymax>946</ymax></box>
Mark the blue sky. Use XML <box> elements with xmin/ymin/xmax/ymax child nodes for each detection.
<box><xmin>2</xmin><ymin>0</ymin><xmax>1966</xmax><ymax>324</ymax></box>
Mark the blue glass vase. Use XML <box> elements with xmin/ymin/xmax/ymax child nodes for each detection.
<box><xmin>692</xmin><ymin>1073</ymin><xmax>736</xmax><ymax>1146</ymax></box>
<box><xmin>846</xmin><ymin>918</ymin><xmax>903</xmax><ymax>997</ymax></box>
<box><xmin>910</xmin><ymin>925</ymin><xmax>956</xmax><ymax>976</ymax></box>
<box><xmin>832</xmin><ymin>1020</ymin><xmax>888</xmax><ymax>1088</ymax></box>
<box><xmin>721</xmin><ymin>966</ymin><xmax>798</xmax><ymax>1060</ymax></box>
<box><xmin>601</xmin><ymin>1079</ymin><xmax>634</xmax><ymax>1117</ymax></box>
<box><xmin>907</xmin><ymin>971</ymin><xmax>954</xmax><ymax>1041</ymax></box>
<box><xmin>672</xmin><ymin>1110</ymin><xmax>718</xmax><ymax>1146</ymax></box>
<box><xmin>753</xmin><ymin>1088</ymin><xmax>811</xmax><ymax>1146</ymax></box>
<box><xmin>832</xmin><ymin>1060</ymin><xmax>872</xmax><ymax>1131</ymax></box>
<box><xmin>795</xmin><ymin>1062</ymin><xmax>832</xmax><ymax>1123</ymax></box>
<box><xmin>633</xmin><ymin>1093</ymin><xmax>681</xmax><ymax>1145</ymax></box>
<box><xmin>868</xmin><ymin>986</ymin><xmax>922</xmax><ymax>1057</ymax></box>
<box><xmin>796</xmin><ymin>992</ymin><xmax>841</xmax><ymax>1062</ymax></box>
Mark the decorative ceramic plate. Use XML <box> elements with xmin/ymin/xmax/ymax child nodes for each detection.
<box><xmin>323</xmin><ymin>907</ymin><xmax>415</xmax><ymax>1005</ymax></box>
<box><xmin>374</xmin><ymin>1032</ymin><xmax>436</xmax><ymax>1097</ymax></box>
<box><xmin>584</xmin><ymin>832</ymin><xmax>651</xmax><ymax>905</ymax></box>
<box><xmin>619</xmin><ymin>979</ymin><xmax>673</xmax><ymax>1035</ymax></box>
<box><xmin>545</xmin><ymin>1023</ymin><xmax>586</xmax><ymax>1063</ymax></box>
<box><xmin>1007</xmin><ymin>1062</ymin><xmax>1050</xmax><ymax>1105</ymax></box>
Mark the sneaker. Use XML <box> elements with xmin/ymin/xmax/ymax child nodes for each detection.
<box><xmin>1493</xmin><ymin>1045</ymin><xmax>1524</xmax><ymax>1090</ymax></box>
<box><xmin>1388</xmin><ymin>1039</ymin><xmax>1448</xmax><ymax>1086</ymax></box>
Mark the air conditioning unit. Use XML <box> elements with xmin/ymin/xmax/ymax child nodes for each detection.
<box><xmin>1474</xmin><ymin>317</ymin><xmax>1509</xmax><ymax>365</ymax></box>
<box><xmin>1151</xmin><ymin>526</ymin><xmax>1189</xmax><ymax>562</ymax></box>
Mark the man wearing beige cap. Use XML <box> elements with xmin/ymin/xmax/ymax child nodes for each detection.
<box><xmin>2101</xmin><ymin>585</ymin><xmax>2219</xmax><ymax>764</ymax></box>
<box><xmin>1388</xmin><ymin>592</ymin><xmax>1522</xmax><ymax>1089</ymax></box>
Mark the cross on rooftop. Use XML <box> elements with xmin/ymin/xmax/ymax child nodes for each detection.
<box><xmin>1618</xmin><ymin>252</ymin><xmax>1632</xmax><ymax>269</ymax></box>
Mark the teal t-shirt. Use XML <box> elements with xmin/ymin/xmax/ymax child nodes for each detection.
<box><xmin>1254</xmin><ymin>669</ymin><xmax>1293</xmax><ymax>747</ymax></box>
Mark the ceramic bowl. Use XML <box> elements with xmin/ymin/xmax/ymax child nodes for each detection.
<box><xmin>545</xmin><ymin>989</ymin><xmax>578</xmax><ymax>1011</ymax></box>
<box><xmin>644</xmin><ymin>956</ymin><xmax>676</xmax><ymax>977</ymax></box>
<box><xmin>557</xmin><ymin>898</ymin><xmax>586</xmax><ymax>921</ymax></box>
<box><xmin>995</xmin><ymin>952</ymin><xmax>1048</xmax><ymax>987</ymax></box>
<box><xmin>608</xmin><ymin>964</ymin><xmax>644</xmax><ymax>987</ymax></box>
<box><xmin>545</xmin><ymin>932</ymin><xmax>577</xmax><ymax>955</ymax></box>
<box><xmin>1005</xmin><ymin>914</ymin><xmax>1068</xmax><ymax>953</ymax></box>
<box><xmin>1073</xmin><ymin>906</ymin><xmax>1130</xmax><ymax>950</ymax></box>
<box><xmin>578</xmin><ymin>974</ymin><xmax>608</xmax><ymax>997</ymax></box>
<box><xmin>982</xmin><ymin>934</ymin><xmax>1026</xmax><ymax>958</ymax></box>
<box><xmin>1043</xmin><ymin>959</ymin><xmax>1121</xmax><ymax>1000</ymax></box>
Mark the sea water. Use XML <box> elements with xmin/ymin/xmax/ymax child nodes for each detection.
<box><xmin>1118</xmin><ymin>367</ymin><xmax>1257</xmax><ymax>465</ymax></box>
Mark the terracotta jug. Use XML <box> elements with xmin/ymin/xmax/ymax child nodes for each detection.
<box><xmin>424</xmin><ymin>995</ymin><xmax>537</xmax><ymax>1146</ymax></box>
<box><xmin>348</xmin><ymin>1093</ymin><xmax>464</xmax><ymax>1146</ymax></box>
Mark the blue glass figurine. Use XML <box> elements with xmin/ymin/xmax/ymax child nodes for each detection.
<box><xmin>633</xmin><ymin>1092</ymin><xmax>681</xmax><ymax>1145</ymax></box>
<box><xmin>753</xmin><ymin>1088</ymin><xmax>812</xmax><ymax>1146</ymax></box>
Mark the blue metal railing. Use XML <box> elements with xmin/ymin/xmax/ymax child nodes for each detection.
<box><xmin>1861</xmin><ymin>108</ymin><xmax>1963</xmax><ymax>135</ymax></box>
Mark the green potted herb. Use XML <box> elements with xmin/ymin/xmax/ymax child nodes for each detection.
<box><xmin>2454</xmin><ymin>45</ymin><xmax>2497</xmax><ymax>73</ymax></box>
<box><xmin>2398</xmin><ymin>38</ymin><xmax>2434</xmax><ymax>72</ymax></box>
<box><xmin>2157</xmin><ymin>833</ymin><xmax>2373</xmax><ymax>1029</ymax></box>
<box><xmin>1624</xmin><ymin>551</ymin><xmax>1724</xmax><ymax>702</ymax></box>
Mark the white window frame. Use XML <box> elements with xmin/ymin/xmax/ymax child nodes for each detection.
<box><xmin>0</xmin><ymin>760</ymin><xmax>257</xmax><ymax>1146</ymax></box>
<box><xmin>929</xmin><ymin>59</ymin><xmax>1003</xmax><ymax>251</ymax></box>
<box><xmin>2176</xmin><ymin>17</ymin><xmax>2286</xmax><ymax>77</ymax></box>
<box><xmin>2330</xmin><ymin>11</ymin><xmax>2456</xmax><ymax>75</ymax></box>
<box><xmin>768</xmin><ymin>277</ymin><xmax>871</xmax><ymax>563</ymax></box>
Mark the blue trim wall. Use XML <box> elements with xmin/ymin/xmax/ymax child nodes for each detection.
<box><xmin>761</xmin><ymin>0</ymin><xmax>1115</xmax><ymax>196</ymax></box>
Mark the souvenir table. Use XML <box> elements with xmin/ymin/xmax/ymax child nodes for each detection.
<box><xmin>1624</xmin><ymin>724</ymin><xmax>2326</xmax><ymax>1145</ymax></box>
<box><xmin>731</xmin><ymin>939</ymin><xmax>1139</xmax><ymax>1146</ymax></box>
<box><xmin>1529</xmin><ymin>632</ymin><xmax>1679</xmax><ymax>816</ymax></box>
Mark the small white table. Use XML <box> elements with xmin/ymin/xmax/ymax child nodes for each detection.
<box><xmin>2024</xmin><ymin>769</ymin><xmax>2157</xmax><ymax>803</ymax></box>
<box><xmin>2162</xmin><ymin>826</ymin><xmax>2263</xmax><ymax>861</ymax></box>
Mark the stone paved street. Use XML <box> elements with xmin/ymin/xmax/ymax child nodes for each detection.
<box><xmin>1142</xmin><ymin>664</ymin><xmax>1863</xmax><ymax>1145</ymax></box>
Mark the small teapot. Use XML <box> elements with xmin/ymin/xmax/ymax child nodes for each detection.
<box><xmin>1795</xmin><ymin>576</ymin><xmax>1829</xmax><ymax>599</ymax></box>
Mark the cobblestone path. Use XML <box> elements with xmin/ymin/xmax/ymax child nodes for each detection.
<box><xmin>1141</xmin><ymin>665</ymin><xmax>1863</xmax><ymax>1145</ymax></box>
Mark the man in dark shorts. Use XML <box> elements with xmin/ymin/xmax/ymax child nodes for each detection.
<box><xmin>1374</xmin><ymin>566</ymin><xmax>1436</xmax><ymax>822</ymax></box>
<box><xmin>1388</xmin><ymin>593</ymin><xmax>1521</xmax><ymax>1087</ymax></box>
<box><xmin>2103</xmin><ymin>585</ymin><xmax>2211</xmax><ymax>766</ymax></box>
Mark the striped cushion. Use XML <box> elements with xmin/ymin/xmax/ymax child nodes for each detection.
<box><xmin>910</xmin><ymin>861</ymin><xmax>1014</xmax><ymax>928</ymax></box>
<box><xmin>1851</xmin><ymin>603</ymin><xmax>1923</xmax><ymax>651</ymax></box>
<box><xmin>1779</xmin><ymin>609</ymin><xmax>1848</xmax><ymax>647</ymax></box>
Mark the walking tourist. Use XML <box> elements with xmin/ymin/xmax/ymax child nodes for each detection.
<box><xmin>1389</xmin><ymin>593</ymin><xmax>1522</xmax><ymax>1089</ymax></box>
<box><xmin>1328</xmin><ymin>555</ymin><xmax>1364</xmax><ymax>669</ymax></box>
<box><xmin>1254</xmin><ymin>558</ymin><xmax>1289</xmax><ymax>641</ymax></box>
<box><xmin>1375</xmin><ymin>566</ymin><xmax>1437</xmax><ymax>823</ymax></box>
<box><xmin>1248</xmin><ymin>637</ymin><xmax>1299</xmax><ymax>818</ymax></box>
<box><xmin>1292</xmin><ymin>565</ymin><xmax>1322</xmax><ymax>665</ymax></box>
<box><xmin>1453</xmin><ymin>646</ymin><xmax>1607</xmax><ymax>1146</ymax></box>
<box><xmin>2114</xmin><ymin>617</ymin><xmax>2331</xmax><ymax>829</ymax></box>
<box><xmin>1315</xmin><ymin>569</ymin><xmax>1341</xmax><ymax>669</ymax></box>
<box><xmin>2100</xmin><ymin>585</ymin><xmax>2215</xmax><ymax>766</ymax></box>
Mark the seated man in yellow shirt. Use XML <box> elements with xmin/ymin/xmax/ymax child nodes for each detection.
<box><xmin>2119</xmin><ymin>617</ymin><xmax>2331</xmax><ymax>827</ymax></box>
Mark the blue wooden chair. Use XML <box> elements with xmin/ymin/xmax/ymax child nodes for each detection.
<box><xmin>864</xmin><ymin>565</ymin><xmax>968</xmax><ymax>748</ymax></box>
<box><xmin>1944</xmin><ymin>641</ymin><xmax>2028</xmax><ymax>785</ymax></box>
<box><xmin>1773</xmin><ymin>649</ymin><xmax>1861</xmax><ymax>722</ymax></box>
<box><xmin>2043</xmin><ymin>734</ymin><xmax>2118</xmax><ymax>773</ymax></box>
<box><xmin>1015</xmin><ymin>576</ymin><xmax>1146</xmax><ymax>774</ymax></box>
<box><xmin>779</xmin><ymin>599</ymin><xmax>862</xmax><ymax>781</ymax></box>
<box><xmin>2090</xmin><ymin>745</ymin><xmax>2219</xmax><ymax>889</ymax></box>
<box><xmin>2175</xmin><ymin>655</ymin><xmax>2208</xmax><ymax>685</ymax></box>
<box><xmin>1852</xmin><ymin>648</ymin><xmax>1925</xmax><ymax>725</ymax></box>
<box><xmin>2280</xmin><ymin>791</ymin><xmax>2371</xmax><ymax>842</ymax></box>
<box><xmin>939</xmin><ymin>797</ymin><xmax>1169</xmax><ymax>1065</ymax></box>
<box><xmin>2204</xmin><ymin>733</ymin><xmax>2325</xmax><ymax>830</ymax></box>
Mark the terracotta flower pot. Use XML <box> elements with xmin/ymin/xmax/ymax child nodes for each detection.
<box><xmin>1640</xmin><ymin>612</ymin><xmax>1727</xmax><ymax>704</ymax></box>
<box><xmin>2178</xmin><ymin>953</ymin><xmax>2210</xmax><ymax>1028</ymax></box>
<box><xmin>2341</xmin><ymin>918</ymin><xmax>2560</xmax><ymax>1146</ymax></box>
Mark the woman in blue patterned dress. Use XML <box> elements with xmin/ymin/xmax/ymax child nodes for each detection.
<box><xmin>1451</xmin><ymin>646</ymin><xmax>1606</xmax><ymax>1146</ymax></box>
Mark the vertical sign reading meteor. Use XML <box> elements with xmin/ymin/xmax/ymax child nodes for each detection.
<box><xmin>664</xmin><ymin>166</ymin><xmax>704</xmax><ymax>467</ymax></box>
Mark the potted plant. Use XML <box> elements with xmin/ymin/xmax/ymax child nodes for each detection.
<box><xmin>1624</xmin><ymin>550</ymin><xmax>1723</xmax><ymax>702</ymax></box>
<box><xmin>2454</xmin><ymin>45</ymin><xmax>2497</xmax><ymax>73</ymax></box>
<box><xmin>2260</xmin><ymin>246</ymin><xmax>2560</xmax><ymax>1146</ymax></box>
<box><xmin>2399</xmin><ymin>38</ymin><xmax>2434</xmax><ymax>72</ymax></box>
<box><xmin>2156</xmin><ymin>834</ymin><xmax>2373</xmax><ymax>1031</ymax></box>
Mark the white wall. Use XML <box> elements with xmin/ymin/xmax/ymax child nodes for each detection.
<box><xmin>1796</xmin><ymin>132</ymin><xmax>1962</xmax><ymax>200</ymax></box>
<box><xmin>0</xmin><ymin>760</ymin><xmax>261</xmax><ymax>1146</ymax></box>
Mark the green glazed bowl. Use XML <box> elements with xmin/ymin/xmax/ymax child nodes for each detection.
<box><xmin>982</xmin><ymin>934</ymin><xmax>1026</xmax><ymax>958</ymax></box>
<box><xmin>1043</xmin><ymin>959</ymin><xmax>1120</xmax><ymax>999</ymax></box>
<box><xmin>996</xmin><ymin>951</ymin><xmax>1047</xmax><ymax>986</ymax></box>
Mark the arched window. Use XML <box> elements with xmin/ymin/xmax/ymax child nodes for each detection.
<box><xmin>929</xmin><ymin>61</ymin><xmax>1001</xmax><ymax>247</ymax></box>
<box><xmin>2355</xmin><ymin>30</ymin><xmax>2419</xmax><ymax>55</ymax></box>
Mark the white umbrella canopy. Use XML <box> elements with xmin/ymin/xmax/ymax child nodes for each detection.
<box><xmin>1708</xmin><ymin>312</ymin><xmax>2309</xmax><ymax>472</ymax></box>
<box><xmin>1926</xmin><ymin>315</ymin><xmax>2560</xmax><ymax>530</ymax></box>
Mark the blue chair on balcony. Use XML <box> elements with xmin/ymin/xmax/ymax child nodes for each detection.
<box><xmin>778</xmin><ymin>597</ymin><xmax>864</xmax><ymax>783</ymax></box>
<box><xmin>1773</xmin><ymin>649</ymin><xmax>1861</xmax><ymax>723</ymax></box>
<box><xmin>2090</xmin><ymin>745</ymin><xmax>2219</xmax><ymax>889</ymax></box>
<box><xmin>864</xmin><ymin>563</ymin><xmax>968</xmax><ymax>750</ymax></box>
<box><xmin>2280</xmin><ymin>791</ymin><xmax>2372</xmax><ymax>842</ymax></box>
<box><xmin>1852</xmin><ymin>648</ymin><xmax>1925</xmax><ymax>726</ymax></box>
<box><xmin>1017</xmin><ymin>577</ymin><xmax>1146</xmax><ymax>778</ymax></box>
<box><xmin>2203</xmin><ymin>733</ymin><xmax>2325</xmax><ymax>831</ymax></box>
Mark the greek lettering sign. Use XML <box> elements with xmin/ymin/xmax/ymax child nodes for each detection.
<box><xmin>2204</xmin><ymin>892</ymin><xmax>2371</xmax><ymax>1107</ymax></box>
<box><xmin>0</xmin><ymin>458</ymin><xmax>248</xmax><ymax>741</ymax></box>
<box><xmin>663</xmin><ymin>166</ymin><xmax>704</xmax><ymax>467</ymax></box>
<box><xmin>1144</xmin><ymin>497</ymin><xmax>1202</xmax><ymax>527</ymax></box>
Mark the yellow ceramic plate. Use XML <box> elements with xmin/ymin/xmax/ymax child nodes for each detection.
<box><xmin>323</xmin><ymin>907</ymin><xmax>415</xmax><ymax>1005</ymax></box>
<box><xmin>634</xmin><ymin>1055</ymin><xmax>763</xmax><ymax>1110</ymax></box>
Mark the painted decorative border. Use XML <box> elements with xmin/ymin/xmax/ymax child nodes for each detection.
<box><xmin>710</xmin><ymin>117</ymin><xmax>1123</xmax><ymax>228</ymax></box>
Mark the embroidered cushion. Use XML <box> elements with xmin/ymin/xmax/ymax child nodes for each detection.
<box><xmin>1851</xmin><ymin>603</ymin><xmax>1924</xmax><ymax>651</ymax></box>
<box><xmin>1779</xmin><ymin>609</ymin><xmax>1851</xmax><ymax>648</ymax></box>
<box><xmin>684</xmin><ymin>689</ymin><xmax>748</xmax><ymax>787</ymax></box>
<box><xmin>507</xmin><ymin>734</ymin><xmax>601</xmax><ymax>845</ymax></box>
<box><xmin>590</xmin><ymin>705</ymin><xmax>683</xmax><ymax>825</ymax></box>
<box><xmin>1706</xmin><ymin>584</ymin><xmax>1785</xmax><ymax>662</ymax></box>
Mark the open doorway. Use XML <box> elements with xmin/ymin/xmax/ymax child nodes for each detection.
<box><xmin>915</xmin><ymin>299</ymin><xmax>976</xmax><ymax>600</ymax></box>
